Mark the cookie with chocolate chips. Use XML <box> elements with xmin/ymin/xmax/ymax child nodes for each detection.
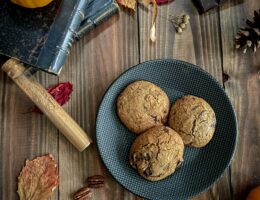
<box><xmin>117</xmin><ymin>81</ymin><xmax>170</xmax><ymax>134</ymax></box>
<box><xmin>129</xmin><ymin>126</ymin><xmax>184</xmax><ymax>181</ymax></box>
<box><xmin>168</xmin><ymin>95</ymin><xmax>216</xmax><ymax>148</ymax></box>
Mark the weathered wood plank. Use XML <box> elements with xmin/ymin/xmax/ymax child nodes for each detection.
<box><xmin>220</xmin><ymin>0</ymin><xmax>260</xmax><ymax>199</ymax></box>
<box><xmin>58</xmin><ymin>11</ymin><xmax>139</xmax><ymax>200</ymax></box>
<box><xmin>138</xmin><ymin>1</ymin><xmax>231</xmax><ymax>199</ymax></box>
<box><xmin>1</xmin><ymin>0</ymin><xmax>259</xmax><ymax>199</ymax></box>
<box><xmin>0</xmin><ymin>60</ymin><xmax>59</xmax><ymax>200</ymax></box>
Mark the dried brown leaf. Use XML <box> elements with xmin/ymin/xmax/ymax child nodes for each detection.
<box><xmin>116</xmin><ymin>0</ymin><xmax>136</xmax><ymax>10</ymax></box>
<box><xmin>18</xmin><ymin>154</ymin><xmax>59</xmax><ymax>200</ymax></box>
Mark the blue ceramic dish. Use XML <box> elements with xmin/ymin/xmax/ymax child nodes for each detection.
<box><xmin>96</xmin><ymin>59</ymin><xmax>238</xmax><ymax>200</ymax></box>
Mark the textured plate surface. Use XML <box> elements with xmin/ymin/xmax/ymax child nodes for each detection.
<box><xmin>96</xmin><ymin>59</ymin><xmax>237</xmax><ymax>200</ymax></box>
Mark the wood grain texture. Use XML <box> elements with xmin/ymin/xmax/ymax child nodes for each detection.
<box><xmin>2</xmin><ymin>59</ymin><xmax>91</xmax><ymax>152</ymax></box>
<box><xmin>138</xmin><ymin>1</ymin><xmax>231</xmax><ymax>200</ymax></box>
<box><xmin>0</xmin><ymin>63</ymin><xmax>59</xmax><ymax>200</ymax></box>
<box><xmin>1</xmin><ymin>0</ymin><xmax>260</xmax><ymax>199</ymax></box>
<box><xmin>220</xmin><ymin>0</ymin><xmax>260</xmax><ymax>199</ymax></box>
<box><xmin>139</xmin><ymin>1</ymin><xmax>223</xmax><ymax>82</ymax></box>
<box><xmin>58</xmin><ymin>11</ymin><xmax>139</xmax><ymax>200</ymax></box>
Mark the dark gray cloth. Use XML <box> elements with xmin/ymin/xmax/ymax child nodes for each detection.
<box><xmin>0</xmin><ymin>0</ymin><xmax>90</xmax><ymax>75</ymax></box>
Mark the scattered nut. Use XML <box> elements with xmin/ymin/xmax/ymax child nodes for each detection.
<box><xmin>87</xmin><ymin>175</ymin><xmax>105</xmax><ymax>189</ymax></box>
<box><xmin>73</xmin><ymin>186</ymin><xmax>92</xmax><ymax>200</ymax></box>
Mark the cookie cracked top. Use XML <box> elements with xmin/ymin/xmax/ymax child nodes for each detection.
<box><xmin>168</xmin><ymin>95</ymin><xmax>216</xmax><ymax>148</ymax></box>
<box><xmin>129</xmin><ymin>126</ymin><xmax>184</xmax><ymax>181</ymax></box>
<box><xmin>117</xmin><ymin>81</ymin><xmax>170</xmax><ymax>134</ymax></box>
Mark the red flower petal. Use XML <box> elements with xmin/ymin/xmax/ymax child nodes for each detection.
<box><xmin>32</xmin><ymin>82</ymin><xmax>73</xmax><ymax>114</ymax></box>
<box><xmin>156</xmin><ymin>0</ymin><xmax>173</xmax><ymax>5</ymax></box>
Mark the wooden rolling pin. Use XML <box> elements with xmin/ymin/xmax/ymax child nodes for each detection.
<box><xmin>2</xmin><ymin>58</ymin><xmax>92</xmax><ymax>152</ymax></box>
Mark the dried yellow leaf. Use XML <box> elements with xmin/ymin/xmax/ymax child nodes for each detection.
<box><xmin>116</xmin><ymin>0</ymin><xmax>136</xmax><ymax>10</ymax></box>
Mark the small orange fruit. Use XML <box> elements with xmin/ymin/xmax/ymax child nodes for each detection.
<box><xmin>247</xmin><ymin>186</ymin><xmax>260</xmax><ymax>200</ymax></box>
<box><xmin>10</xmin><ymin>0</ymin><xmax>54</xmax><ymax>8</ymax></box>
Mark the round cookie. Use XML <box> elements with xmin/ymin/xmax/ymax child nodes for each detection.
<box><xmin>168</xmin><ymin>95</ymin><xmax>216</xmax><ymax>148</ymax></box>
<box><xmin>117</xmin><ymin>81</ymin><xmax>170</xmax><ymax>134</ymax></box>
<box><xmin>129</xmin><ymin>126</ymin><xmax>184</xmax><ymax>181</ymax></box>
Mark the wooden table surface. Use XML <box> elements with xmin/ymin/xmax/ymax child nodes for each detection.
<box><xmin>1</xmin><ymin>0</ymin><xmax>260</xmax><ymax>199</ymax></box>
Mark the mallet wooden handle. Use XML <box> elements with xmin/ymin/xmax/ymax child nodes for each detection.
<box><xmin>2</xmin><ymin>59</ymin><xmax>92</xmax><ymax>151</ymax></box>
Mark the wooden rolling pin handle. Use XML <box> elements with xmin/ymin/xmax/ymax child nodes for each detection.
<box><xmin>2</xmin><ymin>59</ymin><xmax>92</xmax><ymax>152</ymax></box>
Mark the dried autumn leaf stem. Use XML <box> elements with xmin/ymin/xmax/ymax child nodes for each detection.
<box><xmin>117</xmin><ymin>0</ymin><xmax>158</xmax><ymax>42</ymax></box>
<box><xmin>139</xmin><ymin>0</ymin><xmax>158</xmax><ymax>42</ymax></box>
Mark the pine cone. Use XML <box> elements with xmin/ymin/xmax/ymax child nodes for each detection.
<box><xmin>235</xmin><ymin>9</ymin><xmax>260</xmax><ymax>53</ymax></box>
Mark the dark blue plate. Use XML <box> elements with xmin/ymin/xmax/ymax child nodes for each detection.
<box><xmin>96</xmin><ymin>59</ymin><xmax>238</xmax><ymax>200</ymax></box>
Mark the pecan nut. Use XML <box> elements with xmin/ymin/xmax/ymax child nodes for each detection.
<box><xmin>86</xmin><ymin>175</ymin><xmax>105</xmax><ymax>189</ymax></box>
<box><xmin>73</xmin><ymin>186</ymin><xmax>92</xmax><ymax>200</ymax></box>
